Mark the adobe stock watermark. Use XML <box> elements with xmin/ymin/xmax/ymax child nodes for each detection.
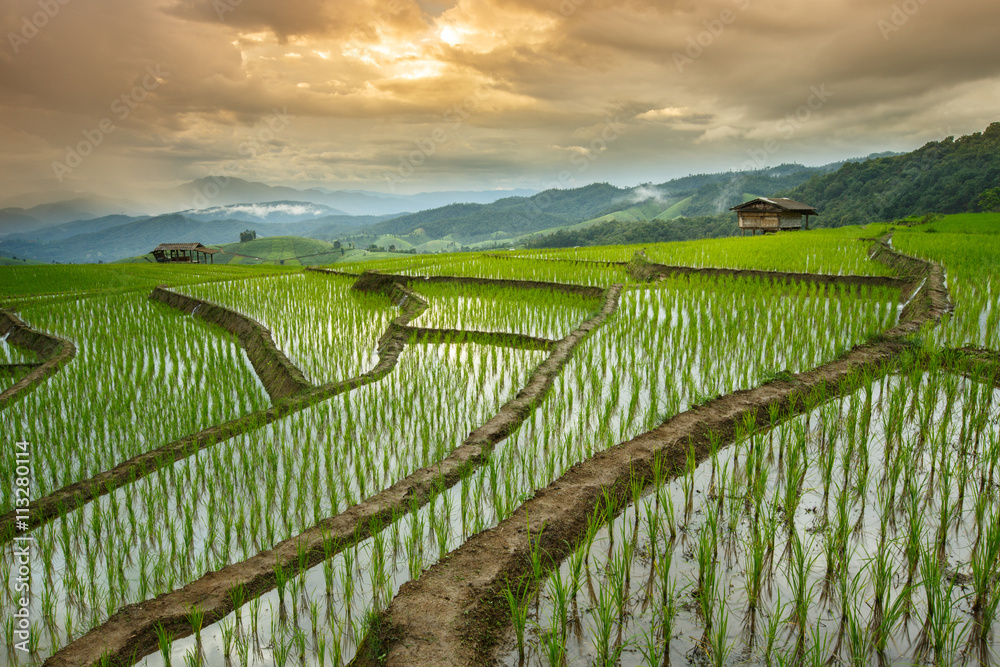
<box><xmin>513</xmin><ymin>115</ymin><xmax>627</xmax><ymax>225</ymax></box>
<box><xmin>877</xmin><ymin>0</ymin><xmax>929</xmax><ymax>40</ymax></box>
<box><xmin>384</xmin><ymin>86</ymin><xmax>492</xmax><ymax>193</ymax></box>
<box><xmin>737</xmin><ymin>85</ymin><xmax>833</xmax><ymax>171</ymax></box>
<box><xmin>189</xmin><ymin>107</ymin><xmax>294</xmax><ymax>209</ymax></box>
<box><xmin>673</xmin><ymin>0</ymin><xmax>752</xmax><ymax>73</ymax></box>
<box><xmin>563</xmin><ymin>116</ymin><xmax>628</xmax><ymax>184</ymax></box>
<box><xmin>51</xmin><ymin>66</ymin><xmax>169</xmax><ymax>182</ymax></box>
<box><xmin>12</xmin><ymin>440</ymin><xmax>34</xmax><ymax>654</ymax></box>
<box><xmin>7</xmin><ymin>0</ymin><xmax>72</xmax><ymax>54</ymax></box>
<box><xmin>214</xmin><ymin>0</ymin><xmax>243</xmax><ymax>20</ymax></box>
<box><xmin>547</xmin><ymin>0</ymin><xmax>587</xmax><ymax>20</ymax></box>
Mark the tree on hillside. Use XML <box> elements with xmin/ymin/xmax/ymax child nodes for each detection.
<box><xmin>240</xmin><ymin>229</ymin><xmax>257</xmax><ymax>243</ymax></box>
<box><xmin>978</xmin><ymin>187</ymin><xmax>1000</xmax><ymax>212</ymax></box>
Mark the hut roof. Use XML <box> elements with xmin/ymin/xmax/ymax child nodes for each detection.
<box><xmin>730</xmin><ymin>198</ymin><xmax>819</xmax><ymax>215</ymax></box>
<box><xmin>153</xmin><ymin>243</ymin><xmax>219</xmax><ymax>253</ymax></box>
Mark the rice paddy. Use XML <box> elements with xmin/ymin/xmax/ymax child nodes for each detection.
<box><xmin>0</xmin><ymin>214</ymin><xmax>994</xmax><ymax>667</ymax></box>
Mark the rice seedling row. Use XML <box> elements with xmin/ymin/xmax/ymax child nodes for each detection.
<box><xmin>356</xmin><ymin>240</ymin><xmax>947</xmax><ymax>665</ymax></box>
<box><xmin>0</xmin><ymin>279</ymin><xmax>428</xmax><ymax>543</ymax></box>
<box><xmin>407</xmin><ymin>282</ymin><xmax>599</xmax><ymax>340</ymax></box>
<box><xmin>892</xmin><ymin>229</ymin><xmax>1000</xmax><ymax>350</ymax></box>
<box><xmin>350</xmin><ymin>255</ymin><xmax>633</xmax><ymax>288</ymax></box>
<box><xmin>7</xmin><ymin>342</ymin><xmax>543</xmax><ymax>664</ymax></box>
<box><xmin>501</xmin><ymin>364</ymin><xmax>1000</xmax><ymax>667</ymax></box>
<box><xmin>36</xmin><ymin>280</ymin><xmax>623</xmax><ymax>666</ymax></box>
<box><xmin>178</xmin><ymin>274</ymin><xmax>397</xmax><ymax>386</ymax></box>
<box><xmin>0</xmin><ymin>309</ymin><xmax>75</xmax><ymax>409</ymax></box>
<box><xmin>0</xmin><ymin>293</ymin><xmax>271</xmax><ymax>516</ymax></box>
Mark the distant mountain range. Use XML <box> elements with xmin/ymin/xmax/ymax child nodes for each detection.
<box><xmin>2</xmin><ymin>123</ymin><xmax>997</xmax><ymax>263</ymax></box>
<box><xmin>0</xmin><ymin>179</ymin><xmax>539</xmax><ymax>233</ymax></box>
<box><xmin>0</xmin><ymin>161</ymin><xmax>883</xmax><ymax>263</ymax></box>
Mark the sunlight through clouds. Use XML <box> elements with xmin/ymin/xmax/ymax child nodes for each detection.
<box><xmin>0</xmin><ymin>0</ymin><xmax>997</xmax><ymax>195</ymax></box>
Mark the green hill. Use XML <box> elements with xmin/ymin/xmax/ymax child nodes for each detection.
<box><xmin>783</xmin><ymin>122</ymin><xmax>1000</xmax><ymax>226</ymax></box>
<box><xmin>214</xmin><ymin>236</ymin><xmax>342</xmax><ymax>265</ymax></box>
<box><xmin>525</xmin><ymin>214</ymin><xmax>738</xmax><ymax>249</ymax></box>
<box><xmin>0</xmin><ymin>255</ymin><xmax>45</xmax><ymax>265</ymax></box>
<box><xmin>347</xmin><ymin>167</ymin><xmax>822</xmax><ymax>250</ymax></box>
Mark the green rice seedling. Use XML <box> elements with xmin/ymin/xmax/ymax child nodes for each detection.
<box><xmin>317</xmin><ymin>635</ymin><xmax>327</xmax><ymax>667</ymax></box>
<box><xmin>591</xmin><ymin>581</ymin><xmax>623</xmax><ymax>667</ymax></box>
<box><xmin>221</xmin><ymin>618</ymin><xmax>236</xmax><ymax>662</ymax></box>
<box><xmin>695</xmin><ymin>517</ymin><xmax>718</xmax><ymax>610</ymax></box>
<box><xmin>155</xmin><ymin>622</ymin><xmax>174</xmax><ymax>666</ymax></box>
<box><xmin>657</xmin><ymin>484</ymin><xmax>677</xmax><ymax>542</ymax></box>
<box><xmin>540</xmin><ymin>613</ymin><xmax>567</xmax><ymax>667</ymax></box>
<box><xmin>275</xmin><ymin>559</ymin><xmax>292</xmax><ymax>617</ymax></box>
<box><xmin>761</xmin><ymin>593</ymin><xmax>786</xmax><ymax>667</ymax></box>
<box><xmin>707</xmin><ymin>598</ymin><xmax>734</xmax><ymax>667</ymax></box>
<box><xmin>868</xmin><ymin>543</ymin><xmax>907</xmax><ymax>660</ymax></box>
<box><xmin>503</xmin><ymin>579</ymin><xmax>529</xmax><ymax>662</ymax></box>
<box><xmin>228</xmin><ymin>583</ymin><xmax>246</xmax><ymax>623</ymax></box>
<box><xmin>913</xmin><ymin>541</ymin><xmax>961</xmax><ymax>665</ymax></box>
<box><xmin>328</xmin><ymin>613</ymin><xmax>344</xmax><ymax>667</ymax></box>
<box><xmin>682</xmin><ymin>444</ymin><xmax>697</xmax><ymax>525</ymax></box>
<box><xmin>292</xmin><ymin>626</ymin><xmax>307</xmax><ymax>663</ymax></box>
<box><xmin>186</xmin><ymin>604</ymin><xmax>206</xmax><ymax>654</ymax></box>
<box><xmin>803</xmin><ymin>622</ymin><xmax>833</xmax><ymax>667</ymax></box>
<box><xmin>969</xmin><ymin>505</ymin><xmax>1000</xmax><ymax>654</ymax></box>
<box><xmin>637</xmin><ymin>620</ymin><xmax>664</xmax><ymax>667</ymax></box>
<box><xmin>249</xmin><ymin>596</ymin><xmax>262</xmax><ymax>644</ymax></box>
<box><xmin>272</xmin><ymin>628</ymin><xmax>293</xmax><ymax>667</ymax></box>
<box><xmin>841</xmin><ymin>599</ymin><xmax>870</xmax><ymax>667</ymax></box>
<box><xmin>547</xmin><ymin>566</ymin><xmax>571</xmax><ymax>647</ymax></box>
<box><xmin>935</xmin><ymin>449</ymin><xmax>954</xmax><ymax>561</ymax></box>
<box><xmin>660</xmin><ymin>578</ymin><xmax>680</xmax><ymax>659</ymax></box>
<box><xmin>743</xmin><ymin>523</ymin><xmax>767</xmax><ymax>643</ymax></box>
<box><xmin>781</xmin><ymin>430</ymin><xmax>807</xmax><ymax>532</ymax></box>
<box><xmin>786</xmin><ymin>530</ymin><xmax>818</xmax><ymax>660</ymax></box>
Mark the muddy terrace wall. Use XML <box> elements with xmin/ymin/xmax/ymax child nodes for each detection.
<box><xmin>311</xmin><ymin>267</ymin><xmax>607</xmax><ymax>299</ymax></box>
<box><xmin>0</xmin><ymin>309</ymin><xmax>76</xmax><ymax>409</ymax></box>
<box><xmin>149</xmin><ymin>286</ymin><xmax>312</xmax><ymax>403</ymax></box>
<box><xmin>626</xmin><ymin>249</ymin><xmax>912</xmax><ymax>294</ymax></box>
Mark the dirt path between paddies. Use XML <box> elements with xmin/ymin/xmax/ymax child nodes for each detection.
<box><xmin>44</xmin><ymin>284</ymin><xmax>623</xmax><ymax>667</ymax></box>
<box><xmin>349</xmin><ymin>242</ymin><xmax>951</xmax><ymax>667</ymax></box>
<box><xmin>626</xmin><ymin>249</ymin><xmax>913</xmax><ymax>295</ymax></box>
<box><xmin>485</xmin><ymin>252</ymin><xmax>625</xmax><ymax>268</ymax></box>
<box><xmin>399</xmin><ymin>326</ymin><xmax>555</xmax><ymax>351</ymax></box>
<box><xmin>309</xmin><ymin>266</ymin><xmax>607</xmax><ymax>298</ymax></box>
<box><xmin>486</xmin><ymin>249</ymin><xmax>913</xmax><ymax>293</ymax></box>
<box><xmin>0</xmin><ymin>309</ymin><xmax>76</xmax><ymax>410</ymax></box>
<box><xmin>0</xmin><ymin>285</ymin><xmax>427</xmax><ymax>545</ymax></box>
<box><xmin>150</xmin><ymin>286</ymin><xmax>313</xmax><ymax>403</ymax></box>
<box><xmin>934</xmin><ymin>347</ymin><xmax>1000</xmax><ymax>389</ymax></box>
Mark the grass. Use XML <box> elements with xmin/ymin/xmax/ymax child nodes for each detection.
<box><xmin>0</xmin><ymin>262</ymin><xmax>294</xmax><ymax>306</ymax></box>
<box><xmin>213</xmin><ymin>235</ymin><xmax>342</xmax><ymax>266</ymax></box>
<box><xmin>509</xmin><ymin>223</ymin><xmax>898</xmax><ymax>276</ymax></box>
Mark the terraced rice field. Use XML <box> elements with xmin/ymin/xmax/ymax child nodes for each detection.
<box><xmin>1</xmin><ymin>214</ymin><xmax>997</xmax><ymax>667</ymax></box>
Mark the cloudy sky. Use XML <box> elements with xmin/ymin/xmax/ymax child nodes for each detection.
<box><xmin>1</xmin><ymin>0</ymin><xmax>998</xmax><ymax>198</ymax></box>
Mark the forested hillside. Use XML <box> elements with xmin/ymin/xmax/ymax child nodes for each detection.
<box><xmin>785</xmin><ymin>122</ymin><xmax>1000</xmax><ymax>226</ymax></box>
